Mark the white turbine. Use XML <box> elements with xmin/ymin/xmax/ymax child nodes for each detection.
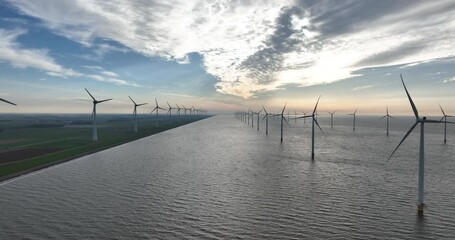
<box><xmin>297</xmin><ymin>96</ymin><xmax>322</xmax><ymax>159</ymax></box>
<box><xmin>277</xmin><ymin>102</ymin><xmax>289</xmax><ymax>143</ymax></box>
<box><xmin>167</xmin><ymin>101</ymin><xmax>176</xmax><ymax>117</ymax></box>
<box><xmin>328</xmin><ymin>111</ymin><xmax>336</xmax><ymax>129</ymax></box>
<box><xmin>262</xmin><ymin>106</ymin><xmax>272</xmax><ymax>135</ymax></box>
<box><xmin>388</xmin><ymin>74</ymin><xmax>454</xmax><ymax>213</ymax></box>
<box><xmin>379</xmin><ymin>106</ymin><xmax>394</xmax><ymax>136</ymax></box>
<box><xmin>151</xmin><ymin>98</ymin><xmax>165</xmax><ymax>127</ymax></box>
<box><xmin>349</xmin><ymin>108</ymin><xmax>358</xmax><ymax>131</ymax></box>
<box><xmin>129</xmin><ymin>96</ymin><xmax>147</xmax><ymax>133</ymax></box>
<box><xmin>254</xmin><ymin>109</ymin><xmax>262</xmax><ymax>131</ymax></box>
<box><xmin>438</xmin><ymin>104</ymin><xmax>453</xmax><ymax>143</ymax></box>
<box><xmin>85</xmin><ymin>88</ymin><xmax>112</xmax><ymax>141</ymax></box>
<box><xmin>176</xmin><ymin>104</ymin><xmax>182</xmax><ymax>116</ymax></box>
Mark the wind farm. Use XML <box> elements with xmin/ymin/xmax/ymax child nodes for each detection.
<box><xmin>1</xmin><ymin>1</ymin><xmax>455</xmax><ymax>239</ymax></box>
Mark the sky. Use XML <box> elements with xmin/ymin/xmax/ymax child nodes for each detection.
<box><xmin>0</xmin><ymin>0</ymin><xmax>454</xmax><ymax>115</ymax></box>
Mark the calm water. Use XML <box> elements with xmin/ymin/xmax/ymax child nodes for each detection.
<box><xmin>1</xmin><ymin>115</ymin><xmax>455</xmax><ymax>239</ymax></box>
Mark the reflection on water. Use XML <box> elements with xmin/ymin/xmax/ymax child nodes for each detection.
<box><xmin>1</xmin><ymin>115</ymin><xmax>455</xmax><ymax>239</ymax></box>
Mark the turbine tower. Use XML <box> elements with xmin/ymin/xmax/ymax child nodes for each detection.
<box><xmin>152</xmin><ymin>98</ymin><xmax>165</xmax><ymax>127</ymax></box>
<box><xmin>438</xmin><ymin>104</ymin><xmax>453</xmax><ymax>143</ymax></box>
<box><xmin>380</xmin><ymin>106</ymin><xmax>394</xmax><ymax>136</ymax></box>
<box><xmin>328</xmin><ymin>111</ymin><xmax>336</xmax><ymax>129</ymax></box>
<box><xmin>388</xmin><ymin>74</ymin><xmax>453</xmax><ymax>213</ymax></box>
<box><xmin>129</xmin><ymin>96</ymin><xmax>147</xmax><ymax>132</ymax></box>
<box><xmin>0</xmin><ymin>98</ymin><xmax>16</xmax><ymax>106</ymax></box>
<box><xmin>85</xmin><ymin>88</ymin><xmax>112</xmax><ymax>141</ymax></box>
<box><xmin>297</xmin><ymin>96</ymin><xmax>323</xmax><ymax>159</ymax></box>
<box><xmin>349</xmin><ymin>108</ymin><xmax>358</xmax><ymax>131</ymax></box>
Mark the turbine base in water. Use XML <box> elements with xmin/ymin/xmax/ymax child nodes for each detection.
<box><xmin>417</xmin><ymin>203</ymin><xmax>426</xmax><ymax>213</ymax></box>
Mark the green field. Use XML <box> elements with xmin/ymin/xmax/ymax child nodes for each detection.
<box><xmin>0</xmin><ymin>114</ymin><xmax>210</xmax><ymax>181</ymax></box>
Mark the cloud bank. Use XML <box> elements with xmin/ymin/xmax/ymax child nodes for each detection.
<box><xmin>7</xmin><ymin>0</ymin><xmax>455</xmax><ymax>98</ymax></box>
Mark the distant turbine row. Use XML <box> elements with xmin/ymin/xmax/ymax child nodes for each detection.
<box><xmin>84</xmin><ymin>88</ymin><xmax>207</xmax><ymax>141</ymax></box>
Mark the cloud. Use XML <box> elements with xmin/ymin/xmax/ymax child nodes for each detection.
<box><xmin>351</xmin><ymin>85</ymin><xmax>373</xmax><ymax>91</ymax></box>
<box><xmin>0</xmin><ymin>28</ymin><xmax>81</xmax><ymax>77</ymax></box>
<box><xmin>443</xmin><ymin>76</ymin><xmax>455</xmax><ymax>83</ymax></box>
<box><xmin>7</xmin><ymin>0</ymin><xmax>455</xmax><ymax>98</ymax></box>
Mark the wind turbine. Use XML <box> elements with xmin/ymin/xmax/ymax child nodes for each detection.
<box><xmin>388</xmin><ymin>74</ymin><xmax>453</xmax><ymax>213</ymax></box>
<box><xmin>0</xmin><ymin>98</ymin><xmax>16</xmax><ymax>106</ymax></box>
<box><xmin>262</xmin><ymin>105</ymin><xmax>272</xmax><ymax>135</ymax></box>
<box><xmin>349</xmin><ymin>108</ymin><xmax>358</xmax><ymax>131</ymax></box>
<box><xmin>85</xmin><ymin>88</ymin><xmax>112</xmax><ymax>141</ymax></box>
<box><xmin>328</xmin><ymin>111</ymin><xmax>336</xmax><ymax>129</ymax></box>
<box><xmin>277</xmin><ymin>102</ymin><xmax>288</xmax><ymax>143</ymax></box>
<box><xmin>167</xmin><ymin>101</ymin><xmax>176</xmax><ymax>117</ymax></box>
<box><xmin>255</xmin><ymin>109</ymin><xmax>262</xmax><ymax>131</ymax></box>
<box><xmin>152</xmin><ymin>98</ymin><xmax>165</xmax><ymax>127</ymax></box>
<box><xmin>297</xmin><ymin>96</ymin><xmax>322</xmax><ymax>159</ymax></box>
<box><xmin>438</xmin><ymin>104</ymin><xmax>453</xmax><ymax>144</ymax></box>
<box><xmin>176</xmin><ymin>104</ymin><xmax>182</xmax><ymax>116</ymax></box>
<box><xmin>380</xmin><ymin>106</ymin><xmax>394</xmax><ymax>136</ymax></box>
<box><xmin>129</xmin><ymin>96</ymin><xmax>147</xmax><ymax>132</ymax></box>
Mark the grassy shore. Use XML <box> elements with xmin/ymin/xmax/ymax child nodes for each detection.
<box><xmin>0</xmin><ymin>114</ymin><xmax>210</xmax><ymax>181</ymax></box>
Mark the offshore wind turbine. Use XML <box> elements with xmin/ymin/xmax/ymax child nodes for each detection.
<box><xmin>379</xmin><ymin>106</ymin><xmax>394</xmax><ymax>136</ymax></box>
<box><xmin>176</xmin><ymin>104</ymin><xmax>182</xmax><ymax>116</ymax></box>
<box><xmin>262</xmin><ymin>106</ymin><xmax>272</xmax><ymax>135</ymax></box>
<box><xmin>85</xmin><ymin>88</ymin><xmax>112</xmax><ymax>141</ymax></box>
<box><xmin>129</xmin><ymin>96</ymin><xmax>147</xmax><ymax>132</ymax></box>
<box><xmin>297</xmin><ymin>96</ymin><xmax>322</xmax><ymax>159</ymax></box>
<box><xmin>255</xmin><ymin>109</ymin><xmax>262</xmax><ymax>131</ymax></box>
<box><xmin>152</xmin><ymin>98</ymin><xmax>165</xmax><ymax>127</ymax></box>
<box><xmin>167</xmin><ymin>101</ymin><xmax>176</xmax><ymax>117</ymax></box>
<box><xmin>0</xmin><ymin>98</ymin><xmax>16</xmax><ymax>106</ymax></box>
<box><xmin>388</xmin><ymin>74</ymin><xmax>453</xmax><ymax>213</ymax></box>
<box><xmin>349</xmin><ymin>108</ymin><xmax>358</xmax><ymax>131</ymax></box>
<box><xmin>277</xmin><ymin>102</ymin><xmax>288</xmax><ymax>143</ymax></box>
<box><xmin>438</xmin><ymin>104</ymin><xmax>453</xmax><ymax>144</ymax></box>
<box><xmin>328</xmin><ymin>111</ymin><xmax>336</xmax><ymax>129</ymax></box>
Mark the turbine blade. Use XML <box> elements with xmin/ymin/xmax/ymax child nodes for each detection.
<box><xmin>262</xmin><ymin>115</ymin><xmax>267</xmax><ymax>122</ymax></box>
<box><xmin>283</xmin><ymin>116</ymin><xmax>289</xmax><ymax>125</ymax></box>
<box><xmin>128</xmin><ymin>96</ymin><xmax>136</xmax><ymax>105</ymax></box>
<box><xmin>379</xmin><ymin>115</ymin><xmax>387</xmax><ymax>120</ymax></box>
<box><xmin>386</xmin><ymin>105</ymin><xmax>389</xmax><ymax>115</ymax></box>
<box><xmin>314</xmin><ymin>118</ymin><xmax>323</xmax><ymax>132</ymax></box>
<box><xmin>281</xmin><ymin>102</ymin><xmax>287</xmax><ymax>114</ymax></box>
<box><xmin>262</xmin><ymin>105</ymin><xmax>268</xmax><ymax>115</ymax></box>
<box><xmin>0</xmin><ymin>98</ymin><xmax>17</xmax><ymax>106</ymax></box>
<box><xmin>137</xmin><ymin>103</ymin><xmax>147</xmax><ymax>106</ymax></box>
<box><xmin>85</xmin><ymin>88</ymin><xmax>96</xmax><ymax>101</ymax></box>
<box><xmin>400</xmin><ymin>74</ymin><xmax>419</xmax><ymax>119</ymax></box>
<box><xmin>313</xmin><ymin>96</ymin><xmax>321</xmax><ymax>114</ymax></box>
<box><xmin>388</xmin><ymin>122</ymin><xmax>418</xmax><ymax>160</ymax></box>
<box><xmin>167</xmin><ymin>101</ymin><xmax>172</xmax><ymax>108</ymax></box>
<box><xmin>354</xmin><ymin>108</ymin><xmax>358</xmax><ymax>115</ymax></box>
<box><xmin>98</xmin><ymin>98</ymin><xmax>112</xmax><ymax>103</ymax></box>
<box><xmin>425</xmin><ymin>119</ymin><xmax>455</xmax><ymax>124</ymax></box>
<box><xmin>439</xmin><ymin>104</ymin><xmax>446</xmax><ymax>116</ymax></box>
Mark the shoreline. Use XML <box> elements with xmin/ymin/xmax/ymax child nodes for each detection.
<box><xmin>0</xmin><ymin>116</ymin><xmax>211</xmax><ymax>183</ymax></box>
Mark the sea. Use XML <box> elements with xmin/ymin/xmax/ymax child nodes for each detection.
<box><xmin>1</xmin><ymin>115</ymin><xmax>454</xmax><ymax>239</ymax></box>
